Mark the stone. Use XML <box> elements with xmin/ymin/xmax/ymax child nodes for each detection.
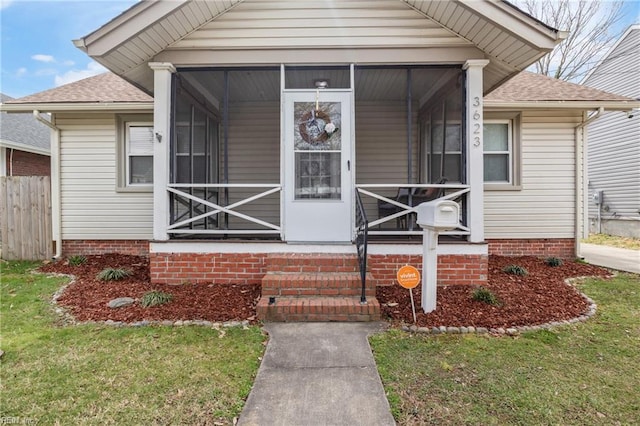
<box><xmin>460</xmin><ymin>327</ymin><xmax>468</xmax><ymax>334</ymax></box>
<box><xmin>107</xmin><ymin>297</ymin><xmax>135</xmax><ymax>309</ymax></box>
<box><xmin>431</xmin><ymin>327</ymin><xmax>441</xmax><ymax>334</ymax></box>
<box><xmin>476</xmin><ymin>327</ymin><xmax>488</xmax><ymax>334</ymax></box>
<box><xmin>418</xmin><ymin>327</ymin><xmax>430</xmax><ymax>334</ymax></box>
<box><xmin>447</xmin><ymin>327</ymin><xmax>460</xmax><ymax>334</ymax></box>
<box><xmin>439</xmin><ymin>326</ymin><xmax>447</xmax><ymax>333</ymax></box>
<box><xmin>467</xmin><ymin>326</ymin><xmax>475</xmax><ymax>333</ymax></box>
<box><xmin>506</xmin><ymin>328</ymin><xmax>518</xmax><ymax>336</ymax></box>
<box><xmin>409</xmin><ymin>325</ymin><xmax>418</xmax><ymax>332</ymax></box>
<box><xmin>161</xmin><ymin>320</ymin><xmax>173</xmax><ymax>326</ymax></box>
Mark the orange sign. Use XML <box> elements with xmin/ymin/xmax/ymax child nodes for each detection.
<box><xmin>397</xmin><ymin>265</ymin><xmax>420</xmax><ymax>289</ymax></box>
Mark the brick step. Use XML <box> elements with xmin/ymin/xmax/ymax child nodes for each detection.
<box><xmin>265</xmin><ymin>253</ymin><xmax>361</xmax><ymax>273</ymax></box>
<box><xmin>256</xmin><ymin>296</ymin><xmax>381</xmax><ymax>322</ymax></box>
<box><xmin>262</xmin><ymin>272</ymin><xmax>375</xmax><ymax>297</ymax></box>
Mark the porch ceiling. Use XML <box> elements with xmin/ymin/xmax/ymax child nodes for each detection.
<box><xmin>75</xmin><ymin>0</ymin><xmax>563</xmax><ymax>95</ymax></box>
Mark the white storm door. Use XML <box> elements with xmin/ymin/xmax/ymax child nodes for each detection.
<box><xmin>283</xmin><ymin>91</ymin><xmax>352</xmax><ymax>242</ymax></box>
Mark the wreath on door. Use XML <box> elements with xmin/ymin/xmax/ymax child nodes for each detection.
<box><xmin>299</xmin><ymin>109</ymin><xmax>338</xmax><ymax>143</ymax></box>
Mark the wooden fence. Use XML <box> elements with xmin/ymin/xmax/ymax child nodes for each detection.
<box><xmin>0</xmin><ymin>176</ymin><xmax>52</xmax><ymax>260</ymax></box>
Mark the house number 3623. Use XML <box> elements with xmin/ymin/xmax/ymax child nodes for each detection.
<box><xmin>472</xmin><ymin>96</ymin><xmax>481</xmax><ymax>147</ymax></box>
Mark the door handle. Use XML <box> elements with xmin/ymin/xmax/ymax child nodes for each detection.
<box><xmin>347</xmin><ymin>160</ymin><xmax>351</xmax><ymax>171</ymax></box>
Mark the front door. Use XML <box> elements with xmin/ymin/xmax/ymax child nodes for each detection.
<box><xmin>283</xmin><ymin>91</ymin><xmax>353</xmax><ymax>242</ymax></box>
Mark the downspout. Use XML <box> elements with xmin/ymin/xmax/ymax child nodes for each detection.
<box><xmin>33</xmin><ymin>110</ymin><xmax>62</xmax><ymax>259</ymax></box>
<box><xmin>574</xmin><ymin>107</ymin><xmax>604</xmax><ymax>258</ymax></box>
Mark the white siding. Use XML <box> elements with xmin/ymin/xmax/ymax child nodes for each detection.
<box><xmin>584</xmin><ymin>28</ymin><xmax>640</xmax><ymax>224</ymax></box>
<box><xmin>171</xmin><ymin>0</ymin><xmax>469</xmax><ymax>51</ymax></box>
<box><xmin>226</xmin><ymin>102</ymin><xmax>281</xmax><ymax>230</ymax></box>
<box><xmin>355</xmin><ymin>101</ymin><xmax>419</xmax><ymax>221</ymax></box>
<box><xmin>484</xmin><ymin>110</ymin><xmax>582</xmax><ymax>239</ymax></box>
<box><xmin>57</xmin><ymin>114</ymin><xmax>153</xmax><ymax>239</ymax></box>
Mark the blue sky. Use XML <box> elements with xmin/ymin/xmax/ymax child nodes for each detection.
<box><xmin>0</xmin><ymin>0</ymin><xmax>638</xmax><ymax>99</ymax></box>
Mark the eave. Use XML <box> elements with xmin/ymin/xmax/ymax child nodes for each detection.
<box><xmin>0</xmin><ymin>139</ymin><xmax>50</xmax><ymax>156</ymax></box>
<box><xmin>0</xmin><ymin>102</ymin><xmax>154</xmax><ymax>113</ymax></box>
<box><xmin>484</xmin><ymin>100</ymin><xmax>640</xmax><ymax>111</ymax></box>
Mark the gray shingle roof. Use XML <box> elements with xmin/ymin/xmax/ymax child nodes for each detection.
<box><xmin>5</xmin><ymin>72</ymin><xmax>153</xmax><ymax>104</ymax></box>
<box><xmin>0</xmin><ymin>94</ymin><xmax>50</xmax><ymax>152</ymax></box>
<box><xmin>485</xmin><ymin>71</ymin><xmax>632</xmax><ymax>102</ymax></box>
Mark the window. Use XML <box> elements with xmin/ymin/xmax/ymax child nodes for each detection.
<box><xmin>117</xmin><ymin>115</ymin><xmax>153</xmax><ymax>191</ymax></box>
<box><xmin>483</xmin><ymin>114</ymin><xmax>521</xmax><ymax>189</ymax></box>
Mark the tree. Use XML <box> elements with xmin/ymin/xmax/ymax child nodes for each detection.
<box><xmin>513</xmin><ymin>0</ymin><xmax>626</xmax><ymax>81</ymax></box>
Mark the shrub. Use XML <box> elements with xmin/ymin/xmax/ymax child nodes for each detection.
<box><xmin>68</xmin><ymin>255</ymin><xmax>87</xmax><ymax>266</ymax></box>
<box><xmin>503</xmin><ymin>264</ymin><xmax>528</xmax><ymax>276</ymax></box>
<box><xmin>471</xmin><ymin>286</ymin><xmax>500</xmax><ymax>306</ymax></box>
<box><xmin>140</xmin><ymin>291</ymin><xmax>173</xmax><ymax>308</ymax></box>
<box><xmin>97</xmin><ymin>268</ymin><xmax>131</xmax><ymax>281</ymax></box>
<box><xmin>545</xmin><ymin>257</ymin><xmax>564</xmax><ymax>267</ymax></box>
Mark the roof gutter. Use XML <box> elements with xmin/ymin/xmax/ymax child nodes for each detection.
<box><xmin>34</xmin><ymin>110</ymin><xmax>63</xmax><ymax>260</ymax></box>
<box><xmin>574</xmin><ymin>107</ymin><xmax>605</xmax><ymax>259</ymax></box>
<box><xmin>1</xmin><ymin>102</ymin><xmax>153</xmax><ymax>113</ymax></box>
<box><xmin>485</xmin><ymin>101</ymin><xmax>640</xmax><ymax>110</ymax></box>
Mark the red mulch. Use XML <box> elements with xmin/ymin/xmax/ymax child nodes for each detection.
<box><xmin>39</xmin><ymin>254</ymin><xmax>260</xmax><ymax>323</ymax></box>
<box><xmin>378</xmin><ymin>256</ymin><xmax>611</xmax><ymax>328</ymax></box>
<box><xmin>39</xmin><ymin>254</ymin><xmax>612</xmax><ymax>327</ymax></box>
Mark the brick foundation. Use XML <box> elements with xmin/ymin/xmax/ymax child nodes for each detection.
<box><xmin>368</xmin><ymin>254</ymin><xmax>488</xmax><ymax>287</ymax></box>
<box><xmin>62</xmin><ymin>240</ymin><xmax>149</xmax><ymax>256</ymax></box>
<box><xmin>487</xmin><ymin>238</ymin><xmax>575</xmax><ymax>258</ymax></box>
<box><xmin>150</xmin><ymin>251</ymin><xmax>488</xmax><ymax>287</ymax></box>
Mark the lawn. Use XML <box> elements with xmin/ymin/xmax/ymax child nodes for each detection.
<box><xmin>0</xmin><ymin>261</ymin><xmax>266</xmax><ymax>425</ymax></box>
<box><xmin>583</xmin><ymin>233</ymin><xmax>640</xmax><ymax>250</ymax></box>
<box><xmin>370</xmin><ymin>274</ymin><xmax>640</xmax><ymax>425</ymax></box>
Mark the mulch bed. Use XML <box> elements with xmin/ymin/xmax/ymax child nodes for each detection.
<box><xmin>38</xmin><ymin>254</ymin><xmax>612</xmax><ymax>328</ymax></box>
<box><xmin>378</xmin><ymin>256</ymin><xmax>611</xmax><ymax>328</ymax></box>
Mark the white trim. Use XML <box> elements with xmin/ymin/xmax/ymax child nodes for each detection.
<box><xmin>0</xmin><ymin>103</ymin><xmax>153</xmax><ymax>113</ymax></box>
<box><xmin>485</xmin><ymin>101</ymin><xmax>640</xmax><ymax>110</ymax></box>
<box><xmin>464</xmin><ymin>59</ymin><xmax>489</xmax><ymax>243</ymax></box>
<box><xmin>150</xmin><ymin>62</ymin><xmax>175</xmax><ymax>241</ymax></box>
<box><xmin>0</xmin><ymin>140</ymin><xmax>50</xmax><ymax>156</ymax></box>
<box><xmin>149</xmin><ymin>241</ymin><xmax>487</xmax><ymax>256</ymax></box>
<box><xmin>483</xmin><ymin>119</ymin><xmax>513</xmax><ymax>184</ymax></box>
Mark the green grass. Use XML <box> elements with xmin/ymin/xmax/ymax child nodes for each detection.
<box><xmin>0</xmin><ymin>260</ymin><xmax>266</xmax><ymax>425</ymax></box>
<box><xmin>583</xmin><ymin>233</ymin><xmax>640</xmax><ymax>250</ymax></box>
<box><xmin>371</xmin><ymin>274</ymin><xmax>640</xmax><ymax>425</ymax></box>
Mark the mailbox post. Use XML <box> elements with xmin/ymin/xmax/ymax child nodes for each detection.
<box><xmin>416</xmin><ymin>200</ymin><xmax>460</xmax><ymax>313</ymax></box>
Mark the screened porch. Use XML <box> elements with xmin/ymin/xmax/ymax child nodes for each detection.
<box><xmin>165</xmin><ymin>65</ymin><xmax>471</xmax><ymax>241</ymax></box>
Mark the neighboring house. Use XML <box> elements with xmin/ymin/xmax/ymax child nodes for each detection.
<box><xmin>2</xmin><ymin>1</ymin><xmax>638</xmax><ymax>320</ymax></box>
<box><xmin>0</xmin><ymin>93</ymin><xmax>51</xmax><ymax>176</ymax></box>
<box><xmin>582</xmin><ymin>24</ymin><xmax>640</xmax><ymax>238</ymax></box>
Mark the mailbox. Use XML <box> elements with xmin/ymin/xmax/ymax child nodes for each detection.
<box><xmin>416</xmin><ymin>199</ymin><xmax>459</xmax><ymax>231</ymax></box>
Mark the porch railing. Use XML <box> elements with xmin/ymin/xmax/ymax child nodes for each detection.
<box><xmin>167</xmin><ymin>183</ymin><xmax>282</xmax><ymax>235</ymax></box>
<box><xmin>356</xmin><ymin>184</ymin><xmax>471</xmax><ymax>236</ymax></box>
<box><xmin>354</xmin><ymin>189</ymin><xmax>369</xmax><ymax>303</ymax></box>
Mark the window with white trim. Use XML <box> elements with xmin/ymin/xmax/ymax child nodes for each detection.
<box><xmin>126</xmin><ymin>123</ymin><xmax>154</xmax><ymax>185</ymax></box>
<box><xmin>483</xmin><ymin>113</ymin><xmax>521</xmax><ymax>189</ymax></box>
<box><xmin>483</xmin><ymin>120</ymin><xmax>512</xmax><ymax>183</ymax></box>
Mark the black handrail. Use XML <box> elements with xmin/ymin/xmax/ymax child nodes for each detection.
<box><xmin>355</xmin><ymin>190</ymin><xmax>369</xmax><ymax>304</ymax></box>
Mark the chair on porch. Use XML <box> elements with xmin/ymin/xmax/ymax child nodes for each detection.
<box><xmin>377</xmin><ymin>177</ymin><xmax>448</xmax><ymax>230</ymax></box>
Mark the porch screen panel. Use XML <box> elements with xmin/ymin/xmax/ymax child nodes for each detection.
<box><xmin>171</xmin><ymin>87</ymin><xmax>220</xmax><ymax>232</ymax></box>
<box><xmin>294</xmin><ymin>102</ymin><xmax>342</xmax><ymax>200</ymax></box>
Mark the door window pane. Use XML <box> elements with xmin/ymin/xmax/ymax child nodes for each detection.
<box><xmin>294</xmin><ymin>102</ymin><xmax>341</xmax><ymax>151</ymax></box>
<box><xmin>295</xmin><ymin>152</ymin><xmax>341</xmax><ymax>199</ymax></box>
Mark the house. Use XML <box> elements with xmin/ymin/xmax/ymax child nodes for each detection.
<box><xmin>581</xmin><ymin>25</ymin><xmax>640</xmax><ymax>239</ymax></box>
<box><xmin>0</xmin><ymin>93</ymin><xmax>51</xmax><ymax>177</ymax></box>
<box><xmin>2</xmin><ymin>0</ymin><xmax>638</xmax><ymax>320</ymax></box>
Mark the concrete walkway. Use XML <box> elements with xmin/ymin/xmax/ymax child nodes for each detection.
<box><xmin>580</xmin><ymin>243</ymin><xmax>640</xmax><ymax>274</ymax></box>
<box><xmin>238</xmin><ymin>322</ymin><xmax>395</xmax><ymax>426</ymax></box>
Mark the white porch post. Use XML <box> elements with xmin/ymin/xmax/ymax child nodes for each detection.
<box><xmin>463</xmin><ymin>59</ymin><xmax>489</xmax><ymax>243</ymax></box>
<box><xmin>149</xmin><ymin>62</ymin><xmax>176</xmax><ymax>241</ymax></box>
